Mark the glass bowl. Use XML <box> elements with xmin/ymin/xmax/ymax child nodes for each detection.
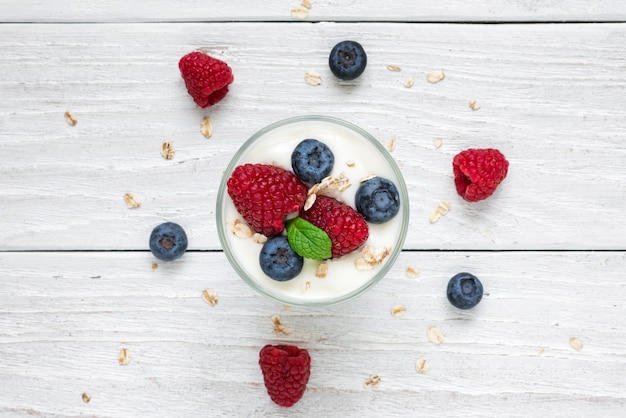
<box><xmin>216</xmin><ymin>115</ymin><xmax>409</xmax><ymax>307</ymax></box>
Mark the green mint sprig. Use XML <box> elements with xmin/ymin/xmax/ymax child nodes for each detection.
<box><xmin>286</xmin><ymin>217</ymin><xmax>332</xmax><ymax>260</ymax></box>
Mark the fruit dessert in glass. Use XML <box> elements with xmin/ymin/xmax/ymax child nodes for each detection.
<box><xmin>216</xmin><ymin>116</ymin><xmax>409</xmax><ymax>307</ymax></box>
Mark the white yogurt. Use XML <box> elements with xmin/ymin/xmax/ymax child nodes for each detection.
<box><xmin>218</xmin><ymin>117</ymin><xmax>408</xmax><ymax>306</ymax></box>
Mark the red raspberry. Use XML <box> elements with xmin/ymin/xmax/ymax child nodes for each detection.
<box><xmin>300</xmin><ymin>195</ymin><xmax>369</xmax><ymax>258</ymax></box>
<box><xmin>259</xmin><ymin>344</ymin><xmax>311</xmax><ymax>408</ymax></box>
<box><xmin>226</xmin><ymin>164</ymin><xmax>307</xmax><ymax>236</ymax></box>
<box><xmin>453</xmin><ymin>148</ymin><xmax>509</xmax><ymax>202</ymax></box>
<box><xmin>178</xmin><ymin>51</ymin><xmax>234</xmax><ymax>108</ymax></box>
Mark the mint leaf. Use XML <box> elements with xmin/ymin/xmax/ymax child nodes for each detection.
<box><xmin>286</xmin><ymin>217</ymin><xmax>332</xmax><ymax>260</ymax></box>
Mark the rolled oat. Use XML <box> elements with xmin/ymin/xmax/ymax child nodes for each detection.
<box><xmin>427</xmin><ymin>70</ymin><xmax>445</xmax><ymax>84</ymax></box>
<box><xmin>202</xmin><ymin>289</ymin><xmax>219</xmax><ymax>306</ymax></box>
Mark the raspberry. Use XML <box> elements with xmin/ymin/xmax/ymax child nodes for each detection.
<box><xmin>226</xmin><ymin>164</ymin><xmax>307</xmax><ymax>236</ymax></box>
<box><xmin>178</xmin><ymin>51</ymin><xmax>234</xmax><ymax>108</ymax></box>
<box><xmin>259</xmin><ymin>344</ymin><xmax>311</xmax><ymax>407</ymax></box>
<box><xmin>300</xmin><ymin>195</ymin><xmax>369</xmax><ymax>258</ymax></box>
<box><xmin>453</xmin><ymin>148</ymin><xmax>509</xmax><ymax>202</ymax></box>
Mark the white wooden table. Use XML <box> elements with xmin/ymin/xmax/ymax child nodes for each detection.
<box><xmin>1</xmin><ymin>1</ymin><xmax>626</xmax><ymax>417</ymax></box>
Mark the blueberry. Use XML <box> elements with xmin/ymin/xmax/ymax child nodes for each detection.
<box><xmin>291</xmin><ymin>138</ymin><xmax>335</xmax><ymax>184</ymax></box>
<box><xmin>446</xmin><ymin>272</ymin><xmax>483</xmax><ymax>309</ymax></box>
<box><xmin>355</xmin><ymin>177</ymin><xmax>400</xmax><ymax>224</ymax></box>
<box><xmin>328</xmin><ymin>40</ymin><xmax>367</xmax><ymax>81</ymax></box>
<box><xmin>259</xmin><ymin>235</ymin><xmax>304</xmax><ymax>281</ymax></box>
<box><xmin>149</xmin><ymin>222</ymin><xmax>188</xmax><ymax>261</ymax></box>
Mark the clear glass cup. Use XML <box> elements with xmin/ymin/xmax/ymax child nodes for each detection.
<box><xmin>216</xmin><ymin>115</ymin><xmax>409</xmax><ymax>307</ymax></box>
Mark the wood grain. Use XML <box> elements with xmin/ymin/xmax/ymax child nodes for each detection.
<box><xmin>1</xmin><ymin>23</ymin><xmax>625</xmax><ymax>251</ymax></box>
<box><xmin>0</xmin><ymin>251</ymin><xmax>624</xmax><ymax>417</ymax></box>
<box><xmin>0</xmin><ymin>0</ymin><xmax>624</xmax><ymax>23</ymax></box>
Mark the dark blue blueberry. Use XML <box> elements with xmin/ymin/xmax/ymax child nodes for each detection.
<box><xmin>149</xmin><ymin>222</ymin><xmax>188</xmax><ymax>261</ymax></box>
<box><xmin>291</xmin><ymin>138</ymin><xmax>335</xmax><ymax>184</ymax></box>
<box><xmin>259</xmin><ymin>235</ymin><xmax>304</xmax><ymax>281</ymax></box>
<box><xmin>355</xmin><ymin>177</ymin><xmax>400</xmax><ymax>224</ymax></box>
<box><xmin>446</xmin><ymin>272</ymin><xmax>483</xmax><ymax>309</ymax></box>
<box><xmin>328</xmin><ymin>40</ymin><xmax>367</xmax><ymax>81</ymax></box>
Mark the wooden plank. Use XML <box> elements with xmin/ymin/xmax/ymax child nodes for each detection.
<box><xmin>1</xmin><ymin>23</ymin><xmax>625</xmax><ymax>251</ymax></box>
<box><xmin>0</xmin><ymin>251</ymin><xmax>624</xmax><ymax>416</ymax></box>
<box><xmin>0</xmin><ymin>0</ymin><xmax>625</xmax><ymax>23</ymax></box>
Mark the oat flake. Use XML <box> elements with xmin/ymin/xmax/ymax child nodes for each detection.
<box><xmin>405</xmin><ymin>266</ymin><xmax>420</xmax><ymax>278</ymax></box>
<box><xmin>416</xmin><ymin>357</ymin><xmax>428</xmax><ymax>374</ymax></box>
<box><xmin>304</xmin><ymin>70</ymin><xmax>322</xmax><ymax>86</ymax></box>
<box><xmin>360</xmin><ymin>173</ymin><xmax>377</xmax><ymax>183</ymax></box>
<box><xmin>200</xmin><ymin>117</ymin><xmax>213</xmax><ymax>138</ymax></box>
<box><xmin>387</xmin><ymin>65</ymin><xmax>401</xmax><ymax>72</ymax></box>
<box><xmin>355</xmin><ymin>246</ymin><xmax>391</xmax><ymax>270</ymax></box>
<box><xmin>202</xmin><ymin>289</ymin><xmax>219</xmax><ymax>306</ymax></box>
<box><xmin>161</xmin><ymin>142</ymin><xmax>175</xmax><ymax>160</ymax></box>
<box><xmin>469</xmin><ymin>100</ymin><xmax>481</xmax><ymax>111</ymax></box>
<box><xmin>304</xmin><ymin>194</ymin><xmax>317</xmax><ymax>211</ymax></box>
<box><xmin>427</xmin><ymin>326</ymin><xmax>444</xmax><ymax>344</ymax></box>
<box><xmin>316</xmin><ymin>262</ymin><xmax>328</xmax><ymax>278</ymax></box>
<box><xmin>429</xmin><ymin>211</ymin><xmax>441</xmax><ymax>224</ymax></box>
<box><xmin>301</xmin><ymin>0</ymin><xmax>312</xmax><ymax>8</ymax></box>
<box><xmin>118</xmin><ymin>348</ymin><xmax>130</xmax><ymax>365</ymax></box>
<box><xmin>231</xmin><ymin>219</ymin><xmax>253</xmax><ymax>238</ymax></box>
<box><xmin>363</xmin><ymin>246</ymin><xmax>391</xmax><ymax>264</ymax></box>
<box><xmin>82</xmin><ymin>392</ymin><xmax>91</xmax><ymax>403</ymax></box>
<box><xmin>291</xmin><ymin>7</ymin><xmax>309</xmax><ymax>19</ymax></box>
<box><xmin>307</xmin><ymin>172</ymin><xmax>350</xmax><ymax>199</ymax></box>
<box><xmin>64</xmin><ymin>111</ymin><xmax>77</xmax><ymax>126</ymax></box>
<box><xmin>364</xmin><ymin>374</ymin><xmax>381</xmax><ymax>388</ymax></box>
<box><xmin>569</xmin><ymin>337</ymin><xmax>583</xmax><ymax>351</ymax></box>
<box><xmin>429</xmin><ymin>201</ymin><xmax>451</xmax><ymax>224</ymax></box>
<box><xmin>151</xmin><ymin>262</ymin><xmax>158</xmax><ymax>270</ymax></box>
<box><xmin>355</xmin><ymin>258</ymin><xmax>374</xmax><ymax>270</ymax></box>
<box><xmin>252</xmin><ymin>233</ymin><xmax>268</xmax><ymax>244</ymax></box>
<box><xmin>271</xmin><ymin>314</ymin><xmax>290</xmax><ymax>334</ymax></box>
<box><xmin>427</xmin><ymin>70</ymin><xmax>445</xmax><ymax>84</ymax></box>
<box><xmin>388</xmin><ymin>135</ymin><xmax>396</xmax><ymax>152</ymax></box>
<box><xmin>123</xmin><ymin>193</ymin><xmax>141</xmax><ymax>209</ymax></box>
<box><xmin>433</xmin><ymin>138</ymin><xmax>443</xmax><ymax>149</ymax></box>
<box><xmin>391</xmin><ymin>304</ymin><xmax>406</xmax><ymax>317</ymax></box>
<box><xmin>404</xmin><ymin>76</ymin><xmax>414</xmax><ymax>88</ymax></box>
